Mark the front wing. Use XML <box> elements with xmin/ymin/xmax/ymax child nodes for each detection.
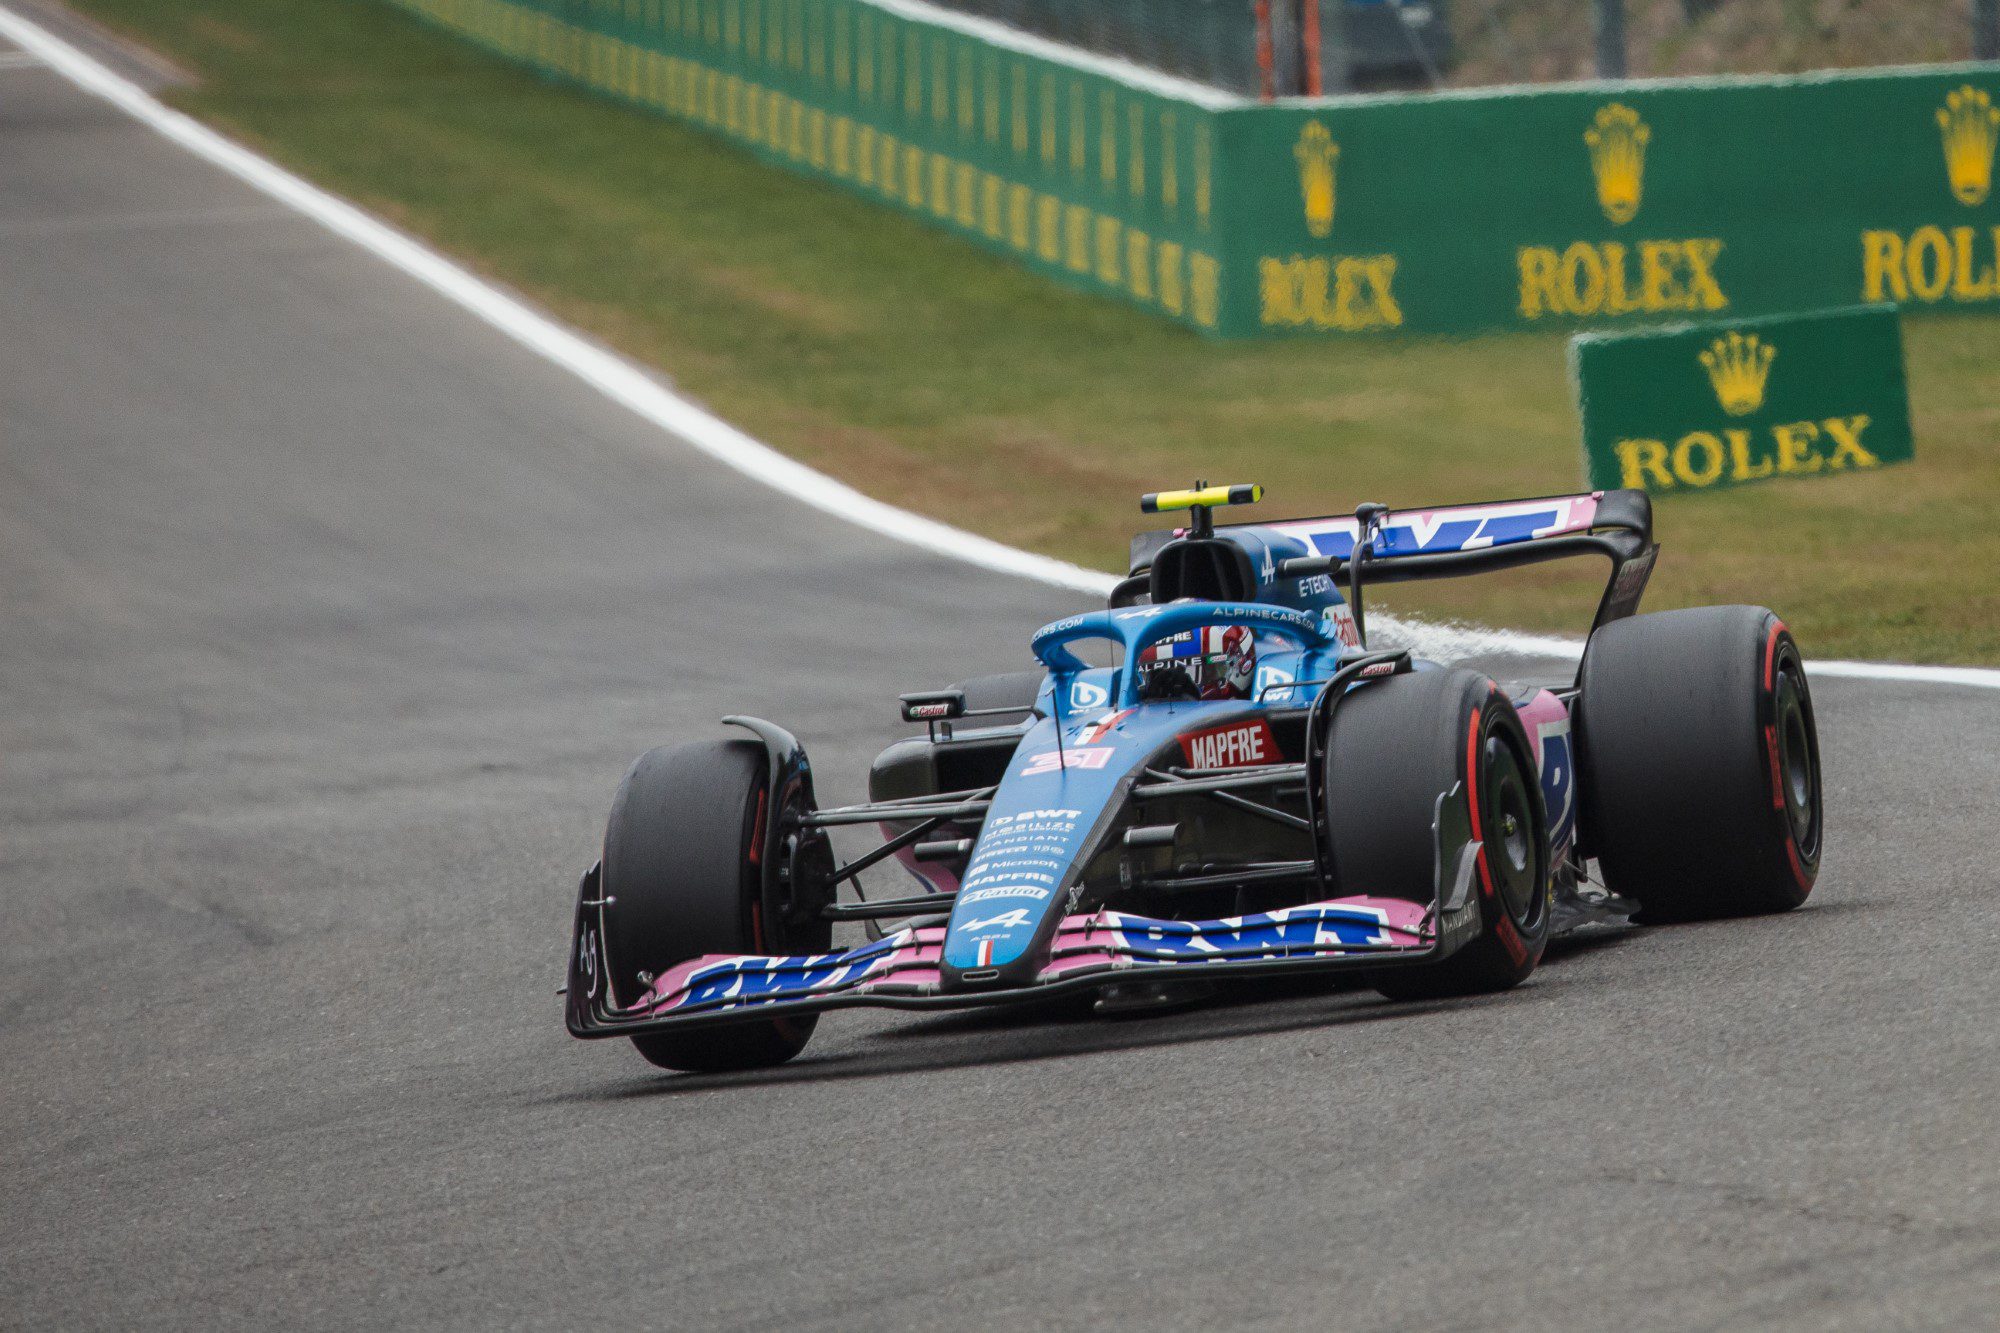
<box><xmin>566</xmin><ymin>895</ymin><xmax>1446</xmax><ymax>1038</ymax></box>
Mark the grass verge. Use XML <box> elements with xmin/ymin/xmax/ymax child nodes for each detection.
<box><xmin>59</xmin><ymin>0</ymin><xmax>2000</xmax><ymax>662</ymax></box>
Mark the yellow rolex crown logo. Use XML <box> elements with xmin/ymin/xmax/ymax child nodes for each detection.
<box><xmin>1699</xmin><ymin>332</ymin><xmax>1775</xmax><ymax>417</ymax></box>
<box><xmin>1584</xmin><ymin>103</ymin><xmax>1650</xmax><ymax>225</ymax></box>
<box><xmin>1295</xmin><ymin>120</ymin><xmax>1340</xmax><ymax>240</ymax></box>
<box><xmin>1937</xmin><ymin>85</ymin><xmax>2000</xmax><ymax>206</ymax></box>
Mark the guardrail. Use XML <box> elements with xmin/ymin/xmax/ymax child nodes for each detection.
<box><xmin>388</xmin><ymin>0</ymin><xmax>2000</xmax><ymax>338</ymax></box>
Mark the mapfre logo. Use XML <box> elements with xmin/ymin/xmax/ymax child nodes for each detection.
<box><xmin>1179</xmin><ymin>719</ymin><xmax>1278</xmax><ymax>771</ymax></box>
<box><xmin>1939</xmin><ymin>85</ymin><xmax>1999</xmax><ymax>206</ymax></box>
<box><xmin>1699</xmin><ymin>332</ymin><xmax>1775</xmax><ymax>416</ymax></box>
<box><xmin>1295</xmin><ymin>120</ymin><xmax>1339</xmax><ymax>238</ymax></box>
<box><xmin>1584</xmin><ymin>102</ymin><xmax>1650</xmax><ymax>225</ymax></box>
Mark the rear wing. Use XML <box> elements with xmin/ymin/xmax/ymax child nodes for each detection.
<box><xmin>1130</xmin><ymin>489</ymin><xmax>1659</xmax><ymax>637</ymax></box>
<box><xmin>1260</xmin><ymin>490</ymin><xmax>1645</xmax><ymax>561</ymax></box>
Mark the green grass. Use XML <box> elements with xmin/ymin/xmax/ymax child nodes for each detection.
<box><xmin>64</xmin><ymin>0</ymin><xmax>2000</xmax><ymax>662</ymax></box>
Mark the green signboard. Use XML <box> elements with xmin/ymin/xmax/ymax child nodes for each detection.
<box><xmin>1571</xmin><ymin>306</ymin><xmax>1913</xmax><ymax>495</ymax></box>
<box><xmin>1229</xmin><ymin>75</ymin><xmax>2000</xmax><ymax>337</ymax></box>
<box><xmin>386</xmin><ymin>0</ymin><xmax>2000</xmax><ymax>339</ymax></box>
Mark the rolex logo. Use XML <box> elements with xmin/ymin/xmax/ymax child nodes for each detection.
<box><xmin>1937</xmin><ymin>85</ymin><xmax>2000</xmax><ymax>206</ymax></box>
<box><xmin>1295</xmin><ymin>120</ymin><xmax>1339</xmax><ymax>239</ymax></box>
<box><xmin>1699</xmin><ymin>332</ymin><xmax>1775</xmax><ymax>417</ymax></box>
<box><xmin>1584</xmin><ymin>103</ymin><xmax>1650</xmax><ymax>225</ymax></box>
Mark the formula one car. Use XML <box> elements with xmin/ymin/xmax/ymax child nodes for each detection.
<box><xmin>563</xmin><ymin>484</ymin><xmax>1823</xmax><ymax>1072</ymax></box>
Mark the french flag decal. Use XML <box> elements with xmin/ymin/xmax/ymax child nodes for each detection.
<box><xmin>975</xmin><ymin>939</ymin><xmax>997</xmax><ymax>966</ymax></box>
<box><xmin>1076</xmin><ymin>708</ymin><xmax>1133</xmax><ymax>745</ymax></box>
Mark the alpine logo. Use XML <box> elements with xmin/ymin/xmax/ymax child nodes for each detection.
<box><xmin>1178</xmin><ymin>719</ymin><xmax>1279</xmax><ymax>770</ymax></box>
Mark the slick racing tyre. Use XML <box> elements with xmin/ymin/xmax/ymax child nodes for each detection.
<box><xmin>1575</xmin><ymin>606</ymin><xmax>1822</xmax><ymax>921</ymax></box>
<box><xmin>600</xmin><ymin>739</ymin><xmax>827</xmax><ymax>1073</ymax></box>
<box><xmin>949</xmin><ymin>671</ymin><xmax>1045</xmax><ymax>725</ymax></box>
<box><xmin>1323</xmin><ymin>667</ymin><xmax>1552</xmax><ymax>1000</ymax></box>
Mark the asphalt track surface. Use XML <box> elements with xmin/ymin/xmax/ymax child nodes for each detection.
<box><xmin>5</xmin><ymin>31</ymin><xmax>2000</xmax><ymax>1332</ymax></box>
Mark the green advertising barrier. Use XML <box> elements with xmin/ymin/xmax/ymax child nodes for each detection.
<box><xmin>1235</xmin><ymin>72</ymin><xmax>2000</xmax><ymax>337</ymax></box>
<box><xmin>1571</xmin><ymin>306</ymin><xmax>1913</xmax><ymax>495</ymax></box>
<box><xmin>386</xmin><ymin>0</ymin><xmax>2000</xmax><ymax>339</ymax></box>
<box><xmin>386</xmin><ymin>0</ymin><xmax>1232</xmax><ymax>332</ymax></box>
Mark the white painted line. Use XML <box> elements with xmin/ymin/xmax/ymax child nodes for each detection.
<box><xmin>3</xmin><ymin>4</ymin><xmax>1996</xmax><ymax>693</ymax></box>
<box><xmin>864</xmin><ymin>0</ymin><xmax>1239</xmax><ymax>108</ymax></box>
<box><xmin>0</xmin><ymin>4</ymin><xmax>1113</xmax><ymax>598</ymax></box>
<box><xmin>1803</xmin><ymin>660</ymin><xmax>2000</xmax><ymax>690</ymax></box>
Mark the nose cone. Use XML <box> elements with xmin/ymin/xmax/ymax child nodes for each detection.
<box><xmin>937</xmin><ymin>707</ymin><xmax>1133</xmax><ymax>990</ymax></box>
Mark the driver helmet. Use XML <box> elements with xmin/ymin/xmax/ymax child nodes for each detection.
<box><xmin>1137</xmin><ymin>624</ymin><xmax>1256</xmax><ymax>701</ymax></box>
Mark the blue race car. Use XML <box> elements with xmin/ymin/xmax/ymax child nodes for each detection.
<box><xmin>563</xmin><ymin>485</ymin><xmax>1823</xmax><ymax>1072</ymax></box>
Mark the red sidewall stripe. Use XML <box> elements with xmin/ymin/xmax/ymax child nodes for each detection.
<box><xmin>1466</xmin><ymin>690</ymin><xmax>1529</xmax><ymax>967</ymax></box>
<box><xmin>1465</xmin><ymin>701</ymin><xmax>1492</xmax><ymax>904</ymax></box>
<box><xmin>1761</xmin><ymin>619</ymin><xmax>1815</xmax><ymax>898</ymax></box>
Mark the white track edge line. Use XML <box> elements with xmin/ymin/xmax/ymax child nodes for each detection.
<box><xmin>860</xmin><ymin>0</ymin><xmax>1238</xmax><ymax>107</ymax></box>
<box><xmin>0</xmin><ymin>5</ymin><xmax>1115</xmax><ymax>596</ymax></box>
<box><xmin>5</xmin><ymin>4</ymin><xmax>1996</xmax><ymax>693</ymax></box>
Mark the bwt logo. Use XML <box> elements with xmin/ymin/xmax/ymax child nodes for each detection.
<box><xmin>987</xmin><ymin>809</ymin><xmax>1082</xmax><ymax>826</ymax></box>
<box><xmin>677</xmin><ymin>953</ymin><xmax>882</xmax><ymax>1010</ymax></box>
<box><xmin>1069</xmin><ymin>679</ymin><xmax>1108</xmax><ymax>709</ymax></box>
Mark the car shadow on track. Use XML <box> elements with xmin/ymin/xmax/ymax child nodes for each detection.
<box><xmin>538</xmin><ymin>976</ymin><xmax>1536</xmax><ymax>1103</ymax></box>
<box><xmin>534</xmin><ymin>904</ymin><xmax>1876</xmax><ymax>1102</ymax></box>
<box><xmin>535</xmin><ymin>922</ymin><xmax>1681</xmax><ymax>1102</ymax></box>
<box><xmin>1544</xmin><ymin>924</ymin><xmax>1642</xmax><ymax>961</ymax></box>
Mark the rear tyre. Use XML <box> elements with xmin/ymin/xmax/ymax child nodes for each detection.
<box><xmin>1322</xmin><ymin>668</ymin><xmax>1552</xmax><ymax>1000</ymax></box>
<box><xmin>1575</xmin><ymin>606</ymin><xmax>1821</xmax><ymax>921</ymax></box>
<box><xmin>599</xmin><ymin>739</ymin><xmax>820</xmax><ymax>1073</ymax></box>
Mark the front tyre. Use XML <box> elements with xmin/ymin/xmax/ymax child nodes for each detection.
<box><xmin>1575</xmin><ymin>606</ymin><xmax>1822</xmax><ymax>921</ymax></box>
<box><xmin>599</xmin><ymin>739</ymin><xmax>824</xmax><ymax>1072</ymax></box>
<box><xmin>1322</xmin><ymin>667</ymin><xmax>1553</xmax><ymax>1000</ymax></box>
